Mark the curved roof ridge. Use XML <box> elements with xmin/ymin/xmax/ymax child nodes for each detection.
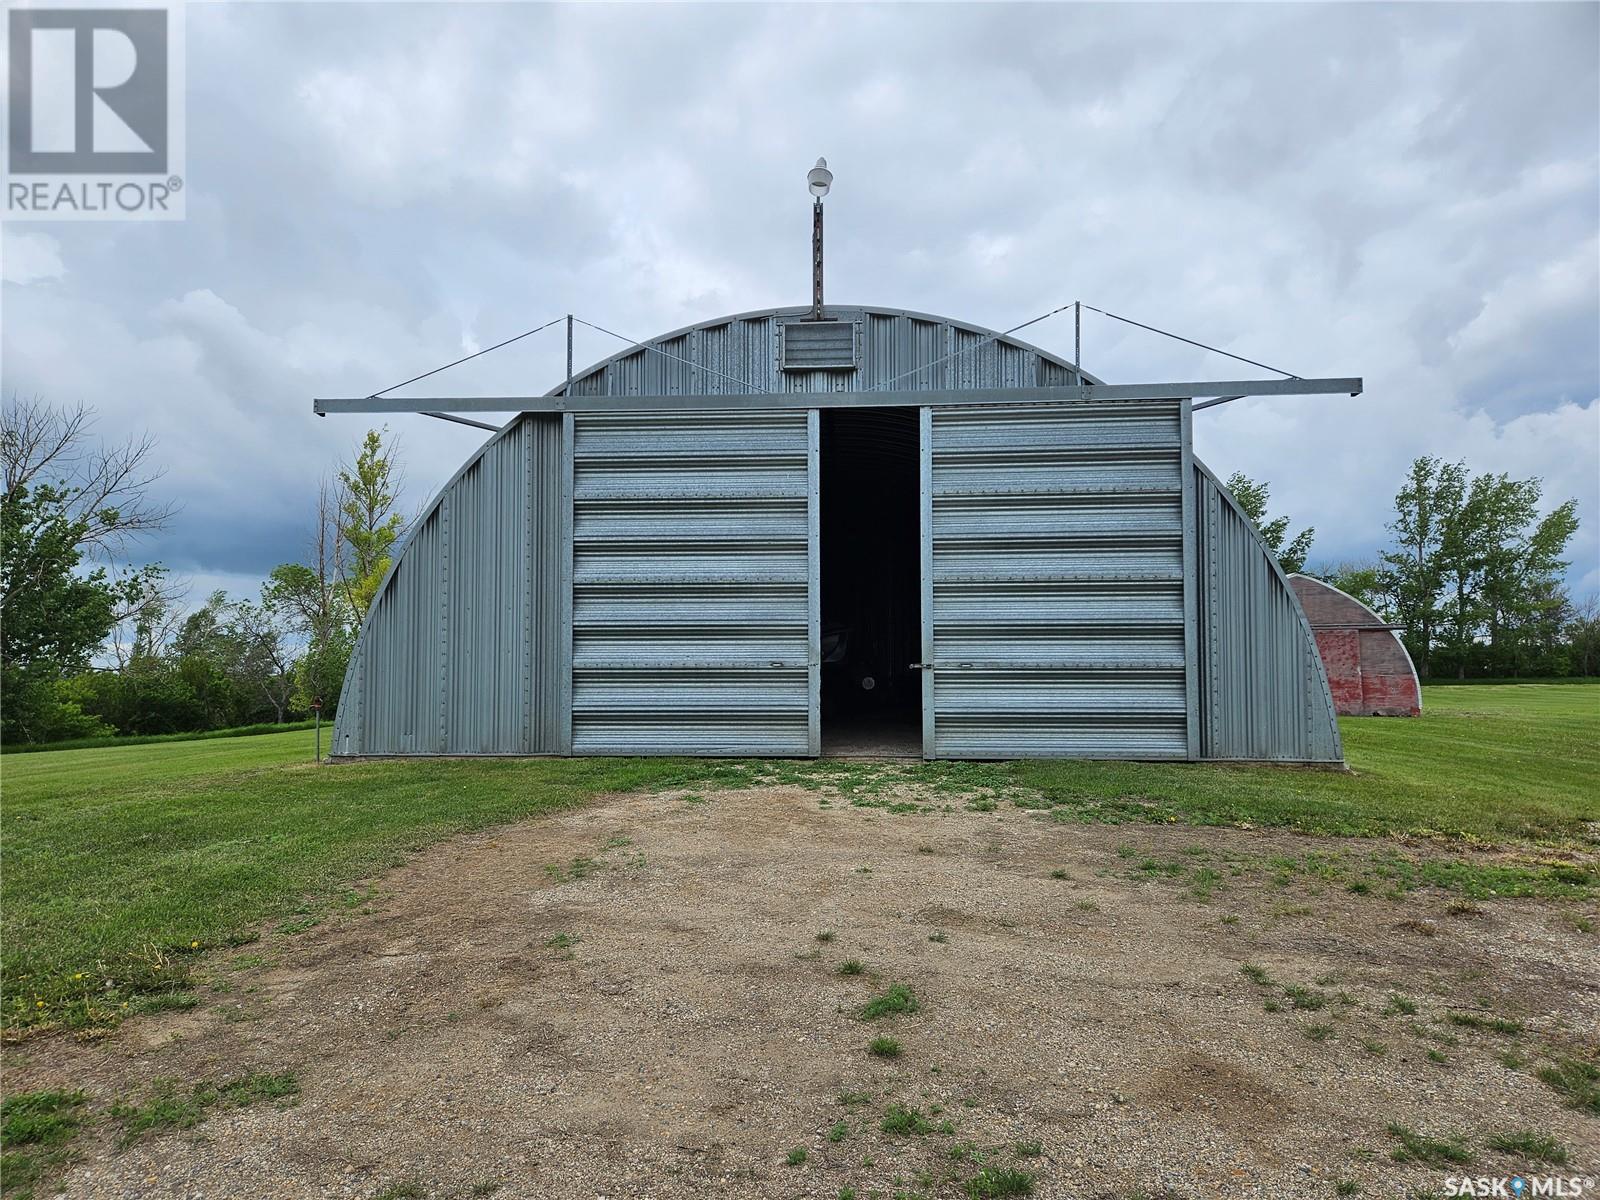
<box><xmin>545</xmin><ymin>302</ymin><xmax>1103</xmax><ymax>397</ymax></box>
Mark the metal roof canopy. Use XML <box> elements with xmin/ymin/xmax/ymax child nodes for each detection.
<box><xmin>314</xmin><ymin>376</ymin><xmax>1362</xmax><ymax>417</ymax></box>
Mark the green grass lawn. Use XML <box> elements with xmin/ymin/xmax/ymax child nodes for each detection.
<box><xmin>3</xmin><ymin>683</ymin><xmax>1595</xmax><ymax>1035</ymax></box>
<box><xmin>1018</xmin><ymin>683</ymin><xmax>1600</xmax><ymax>843</ymax></box>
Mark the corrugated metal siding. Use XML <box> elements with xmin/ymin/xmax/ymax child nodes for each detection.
<box><xmin>1193</xmin><ymin>464</ymin><xmax>1343</xmax><ymax>762</ymax></box>
<box><xmin>335</xmin><ymin>304</ymin><xmax>1341</xmax><ymax>764</ymax></box>
<box><xmin>569</xmin><ymin>409</ymin><xmax>816</xmax><ymax>755</ymax></box>
<box><xmin>332</xmin><ymin>416</ymin><xmax>563</xmax><ymax>755</ymax></box>
<box><xmin>924</xmin><ymin>401</ymin><xmax>1189</xmax><ymax>759</ymax></box>
<box><xmin>564</xmin><ymin>308</ymin><xmax>1088</xmax><ymax>401</ymax></box>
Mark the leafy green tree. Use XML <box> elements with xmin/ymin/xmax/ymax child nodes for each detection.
<box><xmin>1</xmin><ymin>398</ymin><xmax>173</xmax><ymax>742</ymax></box>
<box><xmin>1382</xmin><ymin>457</ymin><xmax>1466</xmax><ymax>678</ymax></box>
<box><xmin>228</xmin><ymin>596</ymin><xmax>296</xmax><ymax>723</ymax></box>
<box><xmin>1224</xmin><ymin>471</ymin><xmax>1315</xmax><ymax>574</ymax></box>
<box><xmin>268</xmin><ymin>481</ymin><xmax>358</xmax><ymax>715</ymax></box>
<box><xmin>1383</xmin><ymin>457</ymin><xmax>1579</xmax><ymax>678</ymax></box>
<box><xmin>337</xmin><ymin>428</ymin><xmax>406</xmax><ymax>617</ymax></box>
<box><xmin>1565</xmin><ymin>594</ymin><xmax>1600</xmax><ymax>677</ymax></box>
<box><xmin>0</xmin><ymin>483</ymin><xmax>125</xmax><ymax>740</ymax></box>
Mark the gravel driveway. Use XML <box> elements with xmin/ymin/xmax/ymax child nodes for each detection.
<box><xmin>9</xmin><ymin>781</ymin><xmax>1598</xmax><ymax>1199</ymax></box>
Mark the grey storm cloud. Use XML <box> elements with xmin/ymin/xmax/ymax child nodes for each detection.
<box><xmin>2</xmin><ymin>1</ymin><xmax>1597</xmax><ymax>598</ymax></box>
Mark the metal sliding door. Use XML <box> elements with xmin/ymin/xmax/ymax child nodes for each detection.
<box><xmin>921</xmin><ymin>401</ymin><xmax>1192</xmax><ymax>759</ymax></box>
<box><xmin>570</xmin><ymin>409</ymin><xmax>819</xmax><ymax>755</ymax></box>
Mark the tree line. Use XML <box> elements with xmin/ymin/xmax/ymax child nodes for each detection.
<box><xmin>0</xmin><ymin>398</ymin><xmax>406</xmax><ymax>744</ymax></box>
<box><xmin>1229</xmin><ymin>464</ymin><xmax>1593</xmax><ymax>679</ymax></box>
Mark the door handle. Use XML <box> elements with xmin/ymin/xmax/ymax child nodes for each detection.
<box><xmin>909</xmin><ymin>663</ymin><xmax>933</xmax><ymax>671</ymax></box>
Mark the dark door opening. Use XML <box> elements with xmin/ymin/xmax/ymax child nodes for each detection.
<box><xmin>820</xmin><ymin>407</ymin><xmax>921</xmax><ymax>757</ymax></box>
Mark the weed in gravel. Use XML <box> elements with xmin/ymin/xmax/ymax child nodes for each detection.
<box><xmin>1220</xmin><ymin>914</ymin><xmax>1240</xmax><ymax>925</ymax></box>
<box><xmin>839</xmin><ymin>959</ymin><xmax>865</xmax><ymax>977</ymax></box>
<box><xmin>1536</xmin><ymin>1058</ymin><xmax>1600</xmax><ymax>1114</ymax></box>
<box><xmin>1075</xmin><ymin>900</ymin><xmax>1099</xmax><ymax>912</ymax></box>
<box><xmin>1362</xmin><ymin>1039</ymin><xmax>1388</xmax><ymax>1056</ymax></box>
<box><xmin>1303</xmin><ymin>1024</ymin><xmax>1335</xmax><ymax>1043</ymax></box>
<box><xmin>839</xmin><ymin>1189</ymin><xmax>858</xmax><ymax>1200</ymax></box>
<box><xmin>1335</xmin><ymin>1183</ymin><xmax>1361</xmax><ymax>1196</ymax></box>
<box><xmin>0</xmin><ymin>1089</ymin><xmax>89</xmax><ymax>1197</ymax></box>
<box><xmin>1384</xmin><ymin>994</ymin><xmax>1418</xmax><ymax>1016</ymax></box>
<box><xmin>859</xmin><ymin>984</ymin><xmax>918</xmax><ymax>1020</ymax></box>
<box><xmin>965</xmin><ymin>1167</ymin><xmax>1035</xmax><ymax>1197</ymax></box>
<box><xmin>1137</xmin><ymin>858</ymin><xmax>1184</xmax><ymax>878</ymax></box>
<box><xmin>1486</xmin><ymin>1130</ymin><xmax>1567</xmax><ymax>1165</ymax></box>
<box><xmin>1241</xmin><ymin>963</ymin><xmax>1273</xmax><ymax>987</ymax></box>
<box><xmin>372</xmin><ymin>1185</ymin><xmax>424</xmax><ymax>1200</ymax></box>
<box><xmin>544</xmin><ymin>933</ymin><xmax>579</xmax><ymax>950</ymax></box>
<box><xmin>1428</xmin><ymin>1049</ymin><xmax>1450</xmax><ymax>1064</ymax></box>
<box><xmin>869</xmin><ymin>1037</ymin><xmax>902</xmax><ymax>1059</ymax></box>
<box><xmin>838</xmin><ymin>1090</ymin><xmax>872</xmax><ymax>1106</ymax></box>
<box><xmin>1264</xmin><ymin>1000</ymin><xmax>1283</xmax><ymax>1013</ymax></box>
<box><xmin>1500</xmin><ymin>1049</ymin><xmax>1529</xmax><ymax>1070</ymax></box>
<box><xmin>881</xmin><ymin>1104</ymin><xmax>936</xmax><ymax>1135</ymax></box>
<box><xmin>1014</xmin><ymin>1140</ymin><xmax>1042</xmax><ymax>1157</ymax></box>
<box><xmin>817</xmin><ymin>930</ymin><xmax>835</xmax><ymax>943</ymax></box>
<box><xmin>1050</xmin><ymin>869</ymin><xmax>1068</xmax><ymax>880</ymax></box>
<box><xmin>786</xmin><ymin>1147</ymin><xmax>808</xmax><ymax>1166</ymax></box>
<box><xmin>1285</xmin><ymin>985</ymin><xmax>1328</xmax><ymax>1011</ymax></box>
<box><xmin>471</xmin><ymin>1183</ymin><xmax>502</xmax><ymax>1197</ymax></box>
<box><xmin>828</xmin><ymin>1120</ymin><xmax>850</xmax><ymax>1143</ymax></box>
<box><xmin>216</xmin><ymin>1072</ymin><xmax>300</xmax><ymax>1106</ymax></box>
<box><xmin>1387</xmin><ymin>1124</ymin><xmax>1472</xmax><ymax>1166</ymax></box>
<box><xmin>929</xmin><ymin>931</ymin><xmax>948</xmax><ymax>943</ymax></box>
<box><xmin>109</xmin><ymin>1078</ymin><xmax>210</xmax><ymax>1144</ymax></box>
<box><xmin>1446</xmin><ymin>1012</ymin><xmax>1522</xmax><ymax>1035</ymax></box>
<box><xmin>110</xmin><ymin>1072</ymin><xmax>299</xmax><ymax>1147</ymax></box>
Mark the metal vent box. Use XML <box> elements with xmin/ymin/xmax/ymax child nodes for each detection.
<box><xmin>781</xmin><ymin>320</ymin><xmax>857</xmax><ymax>371</ymax></box>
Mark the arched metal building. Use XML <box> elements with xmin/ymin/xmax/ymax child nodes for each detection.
<box><xmin>325</xmin><ymin>304</ymin><xmax>1347</xmax><ymax>763</ymax></box>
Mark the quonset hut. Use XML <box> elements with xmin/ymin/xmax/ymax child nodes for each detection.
<box><xmin>1289</xmin><ymin>574</ymin><xmax>1421</xmax><ymax>717</ymax></box>
<box><xmin>319</xmin><ymin>304</ymin><xmax>1357</xmax><ymax>764</ymax></box>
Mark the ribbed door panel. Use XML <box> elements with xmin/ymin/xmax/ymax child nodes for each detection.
<box><xmin>571</xmin><ymin>410</ymin><xmax>816</xmax><ymax>755</ymax></box>
<box><xmin>925</xmin><ymin>401</ymin><xmax>1189</xmax><ymax>759</ymax></box>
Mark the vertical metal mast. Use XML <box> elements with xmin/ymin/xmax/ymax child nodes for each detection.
<box><xmin>806</xmin><ymin>158</ymin><xmax>833</xmax><ymax>320</ymax></box>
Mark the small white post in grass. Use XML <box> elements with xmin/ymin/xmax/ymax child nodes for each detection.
<box><xmin>311</xmin><ymin>697</ymin><xmax>323</xmax><ymax>763</ymax></box>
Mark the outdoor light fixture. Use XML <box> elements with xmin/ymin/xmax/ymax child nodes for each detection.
<box><xmin>807</xmin><ymin>157</ymin><xmax>832</xmax><ymax>199</ymax></box>
<box><xmin>808</xmin><ymin>157</ymin><xmax>831</xmax><ymax>318</ymax></box>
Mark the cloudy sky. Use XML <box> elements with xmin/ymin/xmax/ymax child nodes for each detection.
<box><xmin>4</xmin><ymin>1</ymin><xmax>1597</xmax><ymax>602</ymax></box>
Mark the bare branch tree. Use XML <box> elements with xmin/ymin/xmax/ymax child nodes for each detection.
<box><xmin>106</xmin><ymin>569</ymin><xmax>191</xmax><ymax>669</ymax></box>
<box><xmin>1</xmin><ymin>395</ymin><xmax>177</xmax><ymax>559</ymax></box>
